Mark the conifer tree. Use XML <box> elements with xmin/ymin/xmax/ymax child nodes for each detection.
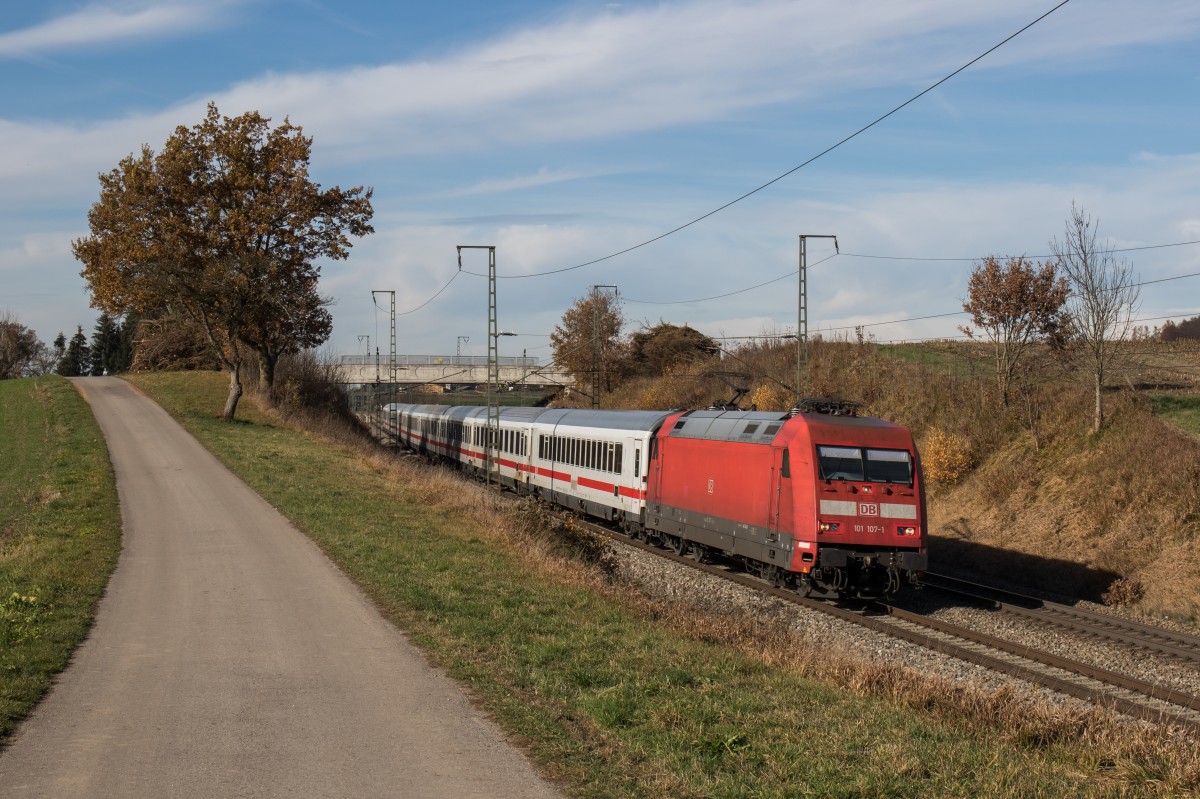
<box><xmin>58</xmin><ymin>326</ymin><xmax>91</xmax><ymax>377</ymax></box>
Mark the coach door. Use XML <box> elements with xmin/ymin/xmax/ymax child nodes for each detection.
<box><xmin>647</xmin><ymin>435</ymin><xmax>663</xmax><ymax>512</ymax></box>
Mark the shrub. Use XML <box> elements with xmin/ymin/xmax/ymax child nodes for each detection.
<box><xmin>1102</xmin><ymin>576</ymin><xmax>1145</xmax><ymax>608</ymax></box>
<box><xmin>749</xmin><ymin>383</ymin><xmax>792</xmax><ymax>412</ymax></box>
<box><xmin>921</xmin><ymin>428</ymin><xmax>974</xmax><ymax>486</ymax></box>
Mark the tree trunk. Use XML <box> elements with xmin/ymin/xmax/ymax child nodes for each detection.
<box><xmin>256</xmin><ymin>349</ymin><xmax>276</xmax><ymax>391</ymax></box>
<box><xmin>223</xmin><ymin>361</ymin><xmax>243</xmax><ymax>421</ymax></box>
<box><xmin>1093</xmin><ymin>370</ymin><xmax>1103</xmax><ymax>434</ymax></box>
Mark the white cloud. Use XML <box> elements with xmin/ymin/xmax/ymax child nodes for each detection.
<box><xmin>6</xmin><ymin>0</ymin><xmax>1200</xmax><ymax>353</ymax></box>
<box><xmin>0</xmin><ymin>2</ymin><xmax>235</xmax><ymax>57</ymax></box>
<box><xmin>3</xmin><ymin>0</ymin><xmax>1198</xmax><ymax>200</ymax></box>
<box><xmin>442</xmin><ymin>167</ymin><xmax>627</xmax><ymax>198</ymax></box>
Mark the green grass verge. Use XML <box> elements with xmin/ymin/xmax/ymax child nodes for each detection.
<box><xmin>1151</xmin><ymin>394</ymin><xmax>1200</xmax><ymax>437</ymax></box>
<box><xmin>126</xmin><ymin>371</ymin><xmax>1160</xmax><ymax>798</ymax></box>
<box><xmin>0</xmin><ymin>377</ymin><xmax>122</xmax><ymax>739</ymax></box>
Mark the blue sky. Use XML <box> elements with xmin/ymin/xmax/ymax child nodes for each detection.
<box><xmin>3</xmin><ymin>0</ymin><xmax>1200</xmax><ymax>365</ymax></box>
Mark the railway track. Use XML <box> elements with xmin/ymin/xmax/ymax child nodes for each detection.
<box><xmin>586</xmin><ymin>522</ymin><xmax>1200</xmax><ymax>733</ymax></box>
<box><xmin>920</xmin><ymin>572</ymin><xmax>1200</xmax><ymax>665</ymax></box>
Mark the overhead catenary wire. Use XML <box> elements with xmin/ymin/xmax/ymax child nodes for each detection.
<box><xmin>457</xmin><ymin>0</ymin><xmax>1072</xmax><ymax>281</ymax></box>
<box><xmin>840</xmin><ymin>239</ymin><xmax>1200</xmax><ymax>262</ymax></box>
<box><xmin>623</xmin><ymin>241</ymin><xmax>1200</xmax><ymax>314</ymax></box>
<box><xmin>364</xmin><ymin>0</ymin><xmax>1199</xmax><ymax>336</ymax></box>
<box><xmin>624</xmin><ymin>255</ymin><xmax>838</xmax><ymax>306</ymax></box>
<box><xmin>395</xmin><ymin>270</ymin><xmax>462</xmax><ymax>316</ymax></box>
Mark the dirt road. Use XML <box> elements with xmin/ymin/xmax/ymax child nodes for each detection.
<box><xmin>0</xmin><ymin>377</ymin><xmax>561</xmax><ymax>798</ymax></box>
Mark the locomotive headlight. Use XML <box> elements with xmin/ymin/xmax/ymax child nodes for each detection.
<box><xmin>897</xmin><ymin>526</ymin><xmax>917</xmax><ymax>536</ymax></box>
<box><xmin>818</xmin><ymin>521</ymin><xmax>839</xmax><ymax>533</ymax></box>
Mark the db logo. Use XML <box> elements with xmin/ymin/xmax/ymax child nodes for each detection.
<box><xmin>859</xmin><ymin>503</ymin><xmax>879</xmax><ymax>516</ymax></box>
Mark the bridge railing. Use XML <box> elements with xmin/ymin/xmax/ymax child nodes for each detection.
<box><xmin>338</xmin><ymin>355</ymin><xmax>540</xmax><ymax>368</ymax></box>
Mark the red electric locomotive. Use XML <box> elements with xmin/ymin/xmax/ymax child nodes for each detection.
<box><xmin>642</xmin><ymin>402</ymin><xmax>926</xmax><ymax>597</ymax></box>
<box><xmin>383</xmin><ymin>399</ymin><xmax>926</xmax><ymax>598</ymax></box>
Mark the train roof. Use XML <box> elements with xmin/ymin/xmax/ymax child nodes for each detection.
<box><xmin>665</xmin><ymin>408</ymin><xmax>910</xmax><ymax>445</ymax></box>
<box><xmin>666</xmin><ymin>410</ymin><xmax>790</xmax><ymax>443</ymax></box>
<box><xmin>526</xmin><ymin>407</ymin><xmax>676</xmax><ymax>432</ymax></box>
<box><xmin>387</xmin><ymin>403</ymin><xmax>909</xmax><ymax>444</ymax></box>
<box><xmin>388</xmin><ymin>403</ymin><xmax>675</xmax><ymax>432</ymax></box>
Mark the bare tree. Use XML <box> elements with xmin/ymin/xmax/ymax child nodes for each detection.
<box><xmin>960</xmin><ymin>255</ymin><xmax>1068</xmax><ymax>406</ymax></box>
<box><xmin>1049</xmin><ymin>203</ymin><xmax>1140</xmax><ymax>433</ymax></box>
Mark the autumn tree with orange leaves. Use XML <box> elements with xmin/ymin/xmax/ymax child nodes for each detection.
<box><xmin>73</xmin><ymin>103</ymin><xmax>373</xmax><ymax>420</ymax></box>
<box><xmin>960</xmin><ymin>255</ymin><xmax>1069</xmax><ymax>406</ymax></box>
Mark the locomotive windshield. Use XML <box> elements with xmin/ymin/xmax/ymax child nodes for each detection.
<box><xmin>817</xmin><ymin>446</ymin><xmax>913</xmax><ymax>485</ymax></box>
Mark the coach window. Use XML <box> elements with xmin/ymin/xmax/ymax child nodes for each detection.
<box><xmin>781</xmin><ymin>450</ymin><xmax>791</xmax><ymax>478</ymax></box>
<box><xmin>631</xmin><ymin>446</ymin><xmax>637</xmax><ymax>478</ymax></box>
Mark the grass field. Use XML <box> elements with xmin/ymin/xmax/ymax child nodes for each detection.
<box><xmin>1152</xmin><ymin>394</ymin><xmax>1200</xmax><ymax>437</ymax></box>
<box><xmin>121</xmin><ymin>370</ymin><xmax>1197</xmax><ymax>798</ymax></box>
<box><xmin>0</xmin><ymin>377</ymin><xmax>122</xmax><ymax>739</ymax></box>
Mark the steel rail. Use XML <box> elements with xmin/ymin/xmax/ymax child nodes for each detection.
<box><xmin>377</xmin><ymin>420</ymin><xmax>1200</xmax><ymax>732</ymax></box>
<box><xmin>923</xmin><ymin>572</ymin><xmax>1200</xmax><ymax>664</ymax></box>
<box><xmin>589</xmin><ymin>525</ymin><xmax>1200</xmax><ymax>732</ymax></box>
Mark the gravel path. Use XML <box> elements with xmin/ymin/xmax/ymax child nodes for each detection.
<box><xmin>0</xmin><ymin>378</ymin><xmax>561</xmax><ymax>799</ymax></box>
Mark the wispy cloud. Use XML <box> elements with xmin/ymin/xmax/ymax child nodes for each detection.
<box><xmin>0</xmin><ymin>1</ymin><xmax>234</xmax><ymax>57</ymax></box>
<box><xmin>443</xmin><ymin>167</ymin><xmax>626</xmax><ymax>198</ymax></box>
<box><xmin>2</xmin><ymin>0</ymin><xmax>1199</xmax><ymax>188</ymax></box>
<box><xmin>209</xmin><ymin>0</ymin><xmax>1200</xmax><ymax>160</ymax></box>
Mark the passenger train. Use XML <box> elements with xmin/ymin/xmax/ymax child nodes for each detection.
<box><xmin>381</xmin><ymin>401</ymin><xmax>927</xmax><ymax>598</ymax></box>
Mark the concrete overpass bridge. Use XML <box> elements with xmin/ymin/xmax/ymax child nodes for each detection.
<box><xmin>334</xmin><ymin>355</ymin><xmax>573</xmax><ymax>387</ymax></box>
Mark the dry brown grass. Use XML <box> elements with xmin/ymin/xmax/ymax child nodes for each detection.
<box><xmin>221</xmin><ymin>347</ymin><xmax>1200</xmax><ymax>791</ymax></box>
<box><xmin>245</xmin><ymin>373</ymin><xmax>1200</xmax><ymax>792</ymax></box>
<box><xmin>593</xmin><ymin>336</ymin><xmax>1200</xmax><ymax>619</ymax></box>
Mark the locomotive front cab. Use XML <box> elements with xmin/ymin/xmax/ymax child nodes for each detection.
<box><xmin>788</xmin><ymin>416</ymin><xmax>928</xmax><ymax>599</ymax></box>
